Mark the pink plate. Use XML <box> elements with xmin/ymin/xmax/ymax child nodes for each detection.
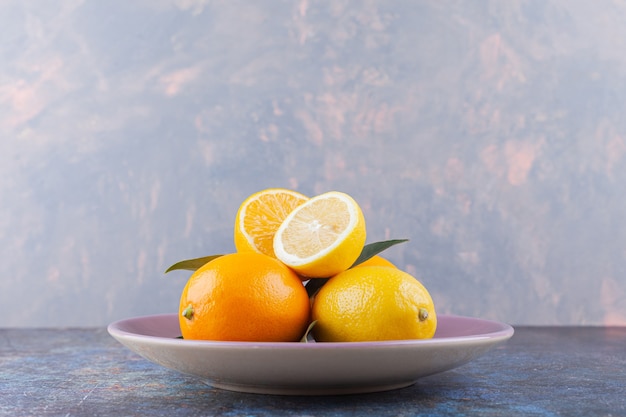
<box><xmin>108</xmin><ymin>314</ymin><xmax>513</xmax><ymax>395</ymax></box>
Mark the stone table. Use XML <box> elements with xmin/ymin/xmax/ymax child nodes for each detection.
<box><xmin>1</xmin><ymin>326</ymin><xmax>625</xmax><ymax>416</ymax></box>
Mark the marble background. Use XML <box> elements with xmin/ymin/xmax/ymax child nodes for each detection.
<box><xmin>2</xmin><ymin>0</ymin><xmax>625</xmax><ymax>327</ymax></box>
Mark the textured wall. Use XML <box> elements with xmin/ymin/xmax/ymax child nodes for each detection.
<box><xmin>2</xmin><ymin>1</ymin><xmax>626</xmax><ymax>327</ymax></box>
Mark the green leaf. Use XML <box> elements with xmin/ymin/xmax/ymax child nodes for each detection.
<box><xmin>165</xmin><ymin>254</ymin><xmax>224</xmax><ymax>273</ymax></box>
<box><xmin>305</xmin><ymin>278</ymin><xmax>329</xmax><ymax>297</ymax></box>
<box><xmin>300</xmin><ymin>321</ymin><xmax>317</xmax><ymax>343</ymax></box>
<box><xmin>305</xmin><ymin>238</ymin><xmax>409</xmax><ymax>296</ymax></box>
<box><xmin>350</xmin><ymin>239</ymin><xmax>409</xmax><ymax>268</ymax></box>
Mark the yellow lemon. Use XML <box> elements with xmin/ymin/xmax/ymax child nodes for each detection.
<box><xmin>273</xmin><ymin>191</ymin><xmax>366</xmax><ymax>278</ymax></box>
<box><xmin>234</xmin><ymin>188</ymin><xmax>308</xmax><ymax>258</ymax></box>
<box><xmin>355</xmin><ymin>255</ymin><xmax>397</xmax><ymax>268</ymax></box>
<box><xmin>311</xmin><ymin>266</ymin><xmax>437</xmax><ymax>342</ymax></box>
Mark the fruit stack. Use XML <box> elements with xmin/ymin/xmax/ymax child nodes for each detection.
<box><xmin>169</xmin><ymin>188</ymin><xmax>437</xmax><ymax>343</ymax></box>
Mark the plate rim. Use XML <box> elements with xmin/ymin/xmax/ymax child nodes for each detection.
<box><xmin>107</xmin><ymin>313</ymin><xmax>515</xmax><ymax>395</ymax></box>
<box><xmin>107</xmin><ymin>313</ymin><xmax>514</xmax><ymax>348</ymax></box>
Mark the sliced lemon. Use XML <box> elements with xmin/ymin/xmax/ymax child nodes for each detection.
<box><xmin>234</xmin><ymin>188</ymin><xmax>308</xmax><ymax>258</ymax></box>
<box><xmin>273</xmin><ymin>191</ymin><xmax>366</xmax><ymax>278</ymax></box>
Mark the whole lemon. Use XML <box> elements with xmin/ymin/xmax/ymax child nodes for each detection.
<box><xmin>311</xmin><ymin>266</ymin><xmax>437</xmax><ymax>342</ymax></box>
<box><xmin>179</xmin><ymin>252</ymin><xmax>311</xmax><ymax>342</ymax></box>
<box><xmin>354</xmin><ymin>255</ymin><xmax>397</xmax><ymax>268</ymax></box>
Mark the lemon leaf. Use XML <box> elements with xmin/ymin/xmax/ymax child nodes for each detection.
<box><xmin>165</xmin><ymin>254</ymin><xmax>224</xmax><ymax>273</ymax></box>
<box><xmin>300</xmin><ymin>321</ymin><xmax>317</xmax><ymax>343</ymax></box>
<box><xmin>350</xmin><ymin>238</ymin><xmax>409</xmax><ymax>268</ymax></box>
<box><xmin>305</xmin><ymin>278</ymin><xmax>329</xmax><ymax>297</ymax></box>
<box><xmin>305</xmin><ymin>239</ymin><xmax>408</xmax><ymax>296</ymax></box>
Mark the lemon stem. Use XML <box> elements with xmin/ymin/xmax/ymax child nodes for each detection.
<box><xmin>418</xmin><ymin>308</ymin><xmax>429</xmax><ymax>321</ymax></box>
<box><xmin>182</xmin><ymin>304</ymin><xmax>194</xmax><ymax>320</ymax></box>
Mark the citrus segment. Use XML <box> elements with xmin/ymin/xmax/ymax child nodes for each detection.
<box><xmin>179</xmin><ymin>252</ymin><xmax>311</xmax><ymax>342</ymax></box>
<box><xmin>273</xmin><ymin>191</ymin><xmax>366</xmax><ymax>278</ymax></box>
<box><xmin>311</xmin><ymin>266</ymin><xmax>437</xmax><ymax>342</ymax></box>
<box><xmin>234</xmin><ymin>188</ymin><xmax>308</xmax><ymax>258</ymax></box>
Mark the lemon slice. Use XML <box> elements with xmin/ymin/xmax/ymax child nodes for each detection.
<box><xmin>273</xmin><ymin>191</ymin><xmax>366</xmax><ymax>278</ymax></box>
<box><xmin>234</xmin><ymin>188</ymin><xmax>308</xmax><ymax>258</ymax></box>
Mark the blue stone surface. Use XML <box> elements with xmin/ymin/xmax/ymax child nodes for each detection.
<box><xmin>1</xmin><ymin>327</ymin><xmax>625</xmax><ymax>416</ymax></box>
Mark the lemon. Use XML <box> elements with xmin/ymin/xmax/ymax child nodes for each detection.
<box><xmin>311</xmin><ymin>266</ymin><xmax>437</xmax><ymax>342</ymax></box>
<box><xmin>273</xmin><ymin>191</ymin><xmax>366</xmax><ymax>278</ymax></box>
<box><xmin>355</xmin><ymin>255</ymin><xmax>397</xmax><ymax>268</ymax></box>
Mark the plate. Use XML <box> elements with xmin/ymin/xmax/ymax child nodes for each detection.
<box><xmin>108</xmin><ymin>314</ymin><xmax>513</xmax><ymax>395</ymax></box>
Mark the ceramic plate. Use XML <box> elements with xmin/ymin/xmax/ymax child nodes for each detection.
<box><xmin>108</xmin><ymin>314</ymin><xmax>513</xmax><ymax>395</ymax></box>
